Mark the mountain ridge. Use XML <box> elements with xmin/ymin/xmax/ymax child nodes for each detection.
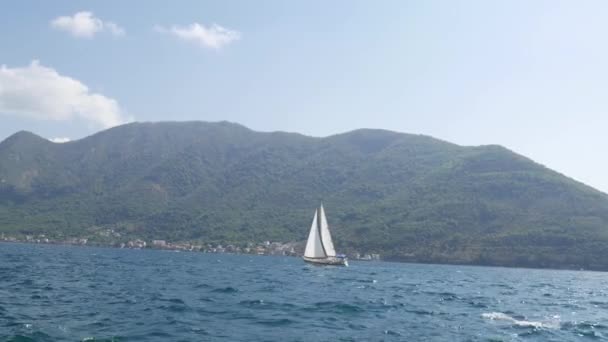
<box><xmin>1</xmin><ymin>121</ymin><xmax>608</xmax><ymax>270</ymax></box>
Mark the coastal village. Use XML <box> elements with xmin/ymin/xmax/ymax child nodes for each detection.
<box><xmin>0</xmin><ymin>232</ymin><xmax>381</xmax><ymax>261</ymax></box>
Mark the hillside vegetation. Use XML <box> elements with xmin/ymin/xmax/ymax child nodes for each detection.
<box><xmin>1</xmin><ymin>121</ymin><xmax>608</xmax><ymax>270</ymax></box>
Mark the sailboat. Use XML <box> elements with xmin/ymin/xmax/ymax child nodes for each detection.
<box><xmin>303</xmin><ymin>204</ymin><xmax>348</xmax><ymax>266</ymax></box>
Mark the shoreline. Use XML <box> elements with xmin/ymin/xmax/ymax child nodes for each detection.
<box><xmin>2</xmin><ymin>239</ymin><xmax>603</xmax><ymax>273</ymax></box>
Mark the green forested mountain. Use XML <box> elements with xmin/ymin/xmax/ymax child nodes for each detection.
<box><xmin>1</xmin><ymin>121</ymin><xmax>608</xmax><ymax>270</ymax></box>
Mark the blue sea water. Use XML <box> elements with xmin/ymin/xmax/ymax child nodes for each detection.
<box><xmin>1</xmin><ymin>243</ymin><xmax>607</xmax><ymax>341</ymax></box>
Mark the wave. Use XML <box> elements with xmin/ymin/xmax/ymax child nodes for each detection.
<box><xmin>5</xmin><ymin>332</ymin><xmax>54</xmax><ymax>342</ymax></box>
<box><xmin>404</xmin><ymin>308</ymin><xmax>435</xmax><ymax>316</ymax></box>
<box><xmin>6</xmin><ymin>336</ymin><xmax>37</xmax><ymax>342</ymax></box>
<box><xmin>239</xmin><ymin>299</ymin><xmax>265</xmax><ymax>306</ymax></box>
<box><xmin>255</xmin><ymin>318</ymin><xmax>294</xmax><ymax>326</ymax></box>
<box><xmin>482</xmin><ymin>312</ymin><xmax>560</xmax><ymax>329</ymax></box>
<box><xmin>159</xmin><ymin>304</ymin><xmax>190</xmax><ymax>313</ymax></box>
<box><xmin>166</xmin><ymin>298</ymin><xmax>185</xmax><ymax>304</ymax></box>
<box><xmin>313</xmin><ymin>301</ymin><xmax>364</xmax><ymax>314</ymax></box>
<box><xmin>561</xmin><ymin>321</ymin><xmax>607</xmax><ymax>338</ymax></box>
<box><xmin>211</xmin><ymin>286</ymin><xmax>239</xmax><ymax>293</ymax></box>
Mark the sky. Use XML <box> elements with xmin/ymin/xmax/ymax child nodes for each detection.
<box><xmin>0</xmin><ymin>0</ymin><xmax>607</xmax><ymax>193</ymax></box>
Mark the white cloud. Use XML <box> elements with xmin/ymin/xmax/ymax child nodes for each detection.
<box><xmin>0</xmin><ymin>60</ymin><xmax>130</xmax><ymax>128</ymax></box>
<box><xmin>105</xmin><ymin>22</ymin><xmax>125</xmax><ymax>36</ymax></box>
<box><xmin>49</xmin><ymin>137</ymin><xmax>71</xmax><ymax>143</ymax></box>
<box><xmin>155</xmin><ymin>23</ymin><xmax>240</xmax><ymax>49</ymax></box>
<box><xmin>51</xmin><ymin>11</ymin><xmax>125</xmax><ymax>38</ymax></box>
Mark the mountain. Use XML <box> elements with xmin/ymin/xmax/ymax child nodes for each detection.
<box><xmin>1</xmin><ymin>121</ymin><xmax>608</xmax><ymax>270</ymax></box>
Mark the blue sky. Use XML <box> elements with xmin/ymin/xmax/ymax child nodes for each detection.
<box><xmin>1</xmin><ymin>1</ymin><xmax>607</xmax><ymax>193</ymax></box>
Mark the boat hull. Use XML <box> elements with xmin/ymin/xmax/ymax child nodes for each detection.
<box><xmin>303</xmin><ymin>256</ymin><xmax>349</xmax><ymax>267</ymax></box>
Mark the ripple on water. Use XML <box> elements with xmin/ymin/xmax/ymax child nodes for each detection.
<box><xmin>211</xmin><ymin>286</ymin><xmax>239</xmax><ymax>293</ymax></box>
<box><xmin>18</xmin><ymin>279</ymin><xmax>35</xmax><ymax>287</ymax></box>
<box><xmin>165</xmin><ymin>298</ymin><xmax>185</xmax><ymax>304</ymax></box>
<box><xmin>313</xmin><ymin>301</ymin><xmax>364</xmax><ymax>314</ymax></box>
<box><xmin>159</xmin><ymin>303</ymin><xmax>190</xmax><ymax>313</ymax></box>
<box><xmin>562</xmin><ymin>321</ymin><xmax>608</xmax><ymax>334</ymax></box>
<box><xmin>482</xmin><ymin>312</ymin><xmax>560</xmax><ymax>329</ymax></box>
<box><xmin>239</xmin><ymin>299</ymin><xmax>299</xmax><ymax>313</ymax></box>
<box><xmin>81</xmin><ymin>337</ymin><xmax>122</xmax><ymax>342</ymax></box>
<box><xmin>404</xmin><ymin>308</ymin><xmax>435</xmax><ymax>316</ymax></box>
<box><xmin>255</xmin><ymin>318</ymin><xmax>294</xmax><ymax>326</ymax></box>
<box><xmin>589</xmin><ymin>300</ymin><xmax>608</xmax><ymax>309</ymax></box>
<box><xmin>347</xmin><ymin>323</ymin><xmax>368</xmax><ymax>330</ymax></box>
<box><xmin>239</xmin><ymin>299</ymin><xmax>265</xmax><ymax>306</ymax></box>
<box><xmin>2</xmin><ymin>243</ymin><xmax>608</xmax><ymax>341</ymax></box>
<box><xmin>6</xmin><ymin>332</ymin><xmax>54</xmax><ymax>342</ymax></box>
<box><xmin>383</xmin><ymin>329</ymin><xmax>402</xmax><ymax>336</ymax></box>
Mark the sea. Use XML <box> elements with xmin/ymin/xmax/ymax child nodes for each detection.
<box><xmin>1</xmin><ymin>243</ymin><xmax>607</xmax><ymax>341</ymax></box>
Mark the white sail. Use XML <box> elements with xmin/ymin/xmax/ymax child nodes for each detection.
<box><xmin>304</xmin><ymin>209</ymin><xmax>326</xmax><ymax>258</ymax></box>
<box><xmin>318</xmin><ymin>204</ymin><xmax>336</xmax><ymax>257</ymax></box>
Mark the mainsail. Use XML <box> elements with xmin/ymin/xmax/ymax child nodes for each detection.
<box><xmin>304</xmin><ymin>209</ymin><xmax>326</xmax><ymax>258</ymax></box>
<box><xmin>318</xmin><ymin>205</ymin><xmax>336</xmax><ymax>257</ymax></box>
